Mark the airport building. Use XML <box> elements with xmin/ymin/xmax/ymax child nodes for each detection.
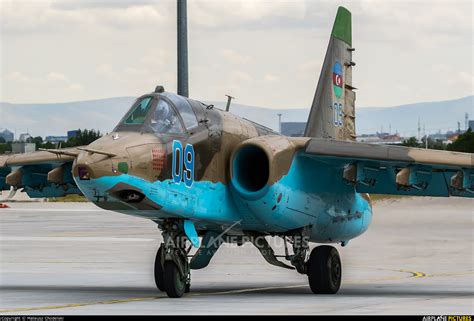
<box><xmin>11</xmin><ymin>142</ymin><xmax>36</xmax><ymax>154</ymax></box>
<box><xmin>45</xmin><ymin>136</ymin><xmax>68</xmax><ymax>143</ymax></box>
<box><xmin>18</xmin><ymin>133</ymin><xmax>32</xmax><ymax>142</ymax></box>
<box><xmin>0</xmin><ymin>129</ymin><xmax>14</xmax><ymax>142</ymax></box>
<box><xmin>281</xmin><ymin>122</ymin><xmax>306</xmax><ymax>137</ymax></box>
<box><xmin>67</xmin><ymin>130</ymin><xmax>79</xmax><ymax>139</ymax></box>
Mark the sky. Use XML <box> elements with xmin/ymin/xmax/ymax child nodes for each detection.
<box><xmin>0</xmin><ymin>0</ymin><xmax>473</xmax><ymax>109</ymax></box>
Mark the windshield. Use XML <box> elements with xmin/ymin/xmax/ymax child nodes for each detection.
<box><xmin>149</xmin><ymin>99</ymin><xmax>184</xmax><ymax>134</ymax></box>
<box><xmin>123</xmin><ymin>97</ymin><xmax>153</xmax><ymax>125</ymax></box>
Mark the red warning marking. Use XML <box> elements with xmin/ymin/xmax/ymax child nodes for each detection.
<box><xmin>151</xmin><ymin>148</ymin><xmax>166</xmax><ymax>171</ymax></box>
<box><xmin>0</xmin><ymin>203</ymin><xmax>10</xmax><ymax>208</ymax></box>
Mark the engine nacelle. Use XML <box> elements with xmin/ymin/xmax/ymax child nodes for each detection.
<box><xmin>230</xmin><ymin>135</ymin><xmax>307</xmax><ymax>199</ymax></box>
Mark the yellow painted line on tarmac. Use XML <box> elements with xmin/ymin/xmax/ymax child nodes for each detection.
<box><xmin>398</xmin><ymin>269</ymin><xmax>428</xmax><ymax>278</ymax></box>
<box><xmin>427</xmin><ymin>271</ymin><xmax>474</xmax><ymax>278</ymax></box>
<box><xmin>0</xmin><ymin>296</ymin><xmax>164</xmax><ymax>313</ymax></box>
<box><xmin>0</xmin><ymin>268</ymin><xmax>452</xmax><ymax>314</ymax></box>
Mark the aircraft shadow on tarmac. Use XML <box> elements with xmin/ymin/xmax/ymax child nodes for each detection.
<box><xmin>1</xmin><ymin>284</ymin><xmax>472</xmax><ymax>298</ymax></box>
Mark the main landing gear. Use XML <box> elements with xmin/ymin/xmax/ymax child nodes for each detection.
<box><xmin>154</xmin><ymin>220</ymin><xmax>191</xmax><ymax>298</ymax></box>
<box><xmin>306</xmin><ymin>245</ymin><xmax>342</xmax><ymax>294</ymax></box>
<box><xmin>153</xmin><ymin>221</ymin><xmax>342</xmax><ymax>297</ymax></box>
<box><xmin>282</xmin><ymin>230</ymin><xmax>342</xmax><ymax>294</ymax></box>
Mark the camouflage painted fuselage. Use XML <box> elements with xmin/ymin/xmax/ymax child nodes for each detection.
<box><xmin>72</xmin><ymin>91</ymin><xmax>372</xmax><ymax>244</ymax></box>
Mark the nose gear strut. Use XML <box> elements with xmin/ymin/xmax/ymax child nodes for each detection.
<box><xmin>154</xmin><ymin>219</ymin><xmax>191</xmax><ymax>298</ymax></box>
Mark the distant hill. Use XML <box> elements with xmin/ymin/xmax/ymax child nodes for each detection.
<box><xmin>355</xmin><ymin>96</ymin><xmax>474</xmax><ymax>136</ymax></box>
<box><xmin>0</xmin><ymin>96</ymin><xmax>472</xmax><ymax>138</ymax></box>
<box><xmin>0</xmin><ymin>97</ymin><xmax>136</xmax><ymax>138</ymax></box>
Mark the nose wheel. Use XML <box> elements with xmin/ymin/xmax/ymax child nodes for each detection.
<box><xmin>163</xmin><ymin>261</ymin><xmax>188</xmax><ymax>298</ymax></box>
<box><xmin>154</xmin><ymin>220</ymin><xmax>191</xmax><ymax>298</ymax></box>
<box><xmin>306</xmin><ymin>245</ymin><xmax>342</xmax><ymax>294</ymax></box>
<box><xmin>154</xmin><ymin>245</ymin><xmax>165</xmax><ymax>292</ymax></box>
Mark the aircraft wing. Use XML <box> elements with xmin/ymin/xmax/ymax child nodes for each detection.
<box><xmin>302</xmin><ymin>138</ymin><xmax>474</xmax><ymax>198</ymax></box>
<box><xmin>0</xmin><ymin>148</ymin><xmax>83</xmax><ymax>198</ymax></box>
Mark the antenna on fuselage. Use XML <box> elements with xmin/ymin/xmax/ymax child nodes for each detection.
<box><xmin>177</xmin><ymin>0</ymin><xmax>189</xmax><ymax>97</ymax></box>
<box><xmin>225</xmin><ymin>94</ymin><xmax>235</xmax><ymax>112</ymax></box>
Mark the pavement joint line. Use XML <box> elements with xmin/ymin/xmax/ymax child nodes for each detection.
<box><xmin>0</xmin><ymin>268</ymin><xmax>432</xmax><ymax>313</ymax></box>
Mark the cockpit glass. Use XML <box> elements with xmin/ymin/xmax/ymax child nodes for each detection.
<box><xmin>149</xmin><ymin>99</ymin><xmax>184</xmax><ymax>134</ymax></box>
<box><xmin>123</xmin><ymin>97</ymin><xmax>152</xmax><ymax>125</ymax></box>
<box><xmin>162</xmin><ymin>92</ymin><xmax>198</xmax><ymax>130</ymax></box>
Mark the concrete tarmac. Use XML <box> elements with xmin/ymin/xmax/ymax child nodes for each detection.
<box><xmin>0</xmin><ymin>197</ymin><xmax>472</xmax><ymax>315</ymax></box>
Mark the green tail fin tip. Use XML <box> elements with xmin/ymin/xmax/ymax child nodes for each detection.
<box><xmin>331</xmin><ymin>6</ymin><xmax>352</xmax><ymax>46</ymax></box>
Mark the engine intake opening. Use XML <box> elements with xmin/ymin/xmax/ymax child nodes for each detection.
<box><xmin>233</xmin><ymin>145</ymin><xmax>269</xmax><ymax>193</ymax></box>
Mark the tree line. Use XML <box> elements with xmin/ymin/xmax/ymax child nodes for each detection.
<box><xmin>0</xmin><ymin>129</ymin><xmax>102</xmax><ymax>154</ymax></box>
<box><xmin>1</xmin><ymin>128</ymin><xmax>473</xmax><ymax>154</ymax></box>
<box><xmin>400</xmin><ymin>128</ymin><xmax>474</xmax><ymax>153</ymax></box>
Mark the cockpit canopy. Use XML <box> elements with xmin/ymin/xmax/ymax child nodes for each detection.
<box><xmin>114</xmin><ymin>92</ymin><xmax>199</xmax><ymax>135</ymax></box>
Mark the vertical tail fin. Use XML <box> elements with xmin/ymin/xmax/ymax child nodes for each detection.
<box><xmin>304</xmin><ymin>7</ymin><xmax>356</xmax><ymax>140</ymax></box>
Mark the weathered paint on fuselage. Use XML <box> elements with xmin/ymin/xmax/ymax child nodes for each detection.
<box><xmin>72</xmin><ymin>92</ymin><xmax>372</xmax><ymax>243</ymax></box>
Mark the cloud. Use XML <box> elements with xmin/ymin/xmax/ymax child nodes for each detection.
<box><xmin>264</xmin><ymin>74</ymin><xmax>279</xmax><ymax>82</ymax></box>
<box><xmin>95</xmin><ymin>48</ymin><xmax>173</xmax><ymax>83</ymax></box>
<box><xmin>139</xmin><ymin>49</ymin><xmax>170</xmax><ymax>66</ymax></box>
<box><xmin>230</xmin><ymin>71</ymin><xmax>253</xmax><ymax>83</ymax></box>
<box><xmin>0</xmin><ymin>0</ymin><xmax>309</xmax><ymax>34</ymax></box>
<box><xmin>297</xmin><ymin>59</ymin><xmax>322</xmax><ymax>72</ymax></box>
<box><xmin>431</xmin><ymin>64</ymin><xmax>473</xmax><ymax>88</ymax></box>
<box><xmin>0</xmin><ymin>0</ymin><xmax>94</xmax><ymax>34</ymax></box>
<box><xmin>3</xmin><ymin>0</ymin><xmax>470</xmax><ymax>43</ymax></box>
<box><xmin>1</xmin><ymin>0</ymin><xmax>472</xmax><ymax>107</ymax></box>
<box><xmin>1</xmin><ymin>0</ymin><xmax>172</xmax><ymax>34</ymax></box>
<box><xmin>5</xmin><ymin>71</ymin><xmax>31</xmax><ymax>83</ymax></box>
<box><xmin>296</xmin><ymin>59</ymin><xmax>322</xmax><ymax>80</ymax></box>
<box><xmin>96</xmin><ymin>64</ymin><xmax>114</xmax><ymax>75</ymax></box>
<box><xmin>67</xmin><ymin>83</ymin><xmax>84</xmax><ymax>91</ymax></box>
<box><xmin>2</xmin><ymin>71</ymin><xmax>84</xmax><ymax>101</ymax></box>
<box><xmin>189</xmin><ymin>0</ymin><xmax>307</xmax><ymax>29</ymax></box>
<box><xmin>94</xmin><ymin>5</ymin><xmax>171</xmax><ymax>30</ymax></box>
<box><xmin>47</xmin><ymin>72</ymin><xmax>68</xmax><ymax>82</ymax></box>
<box><xmin>51</xmin><ymin>0</ymin><xmax>158</xmax><ymax>10</ymax></box>
<box><xmin>354</xmin><ymin>0</ymin><xmax>473</xmax><ymax>46</ymax></box>
<box><xmin>220</xmin><ymin>49</ymin><xmax>252</xmax><ymax>64</ymax></box>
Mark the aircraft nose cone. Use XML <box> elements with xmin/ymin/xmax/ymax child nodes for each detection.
<box><xmin>72</xmin><ymin>132</ymin><xmax>166</xmax><ymax>182</ymax></box>
<box><xmin>73</xmin><ymin>150</ymin><xmax>115</xmax><ymax>180</ymax></box>
<box><xmin>76</xmin><ymin>163</ymin><xmax>91</xmax><ymax>180</ymax></box>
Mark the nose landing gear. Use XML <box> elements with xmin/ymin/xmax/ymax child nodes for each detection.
<box><xmin>154</xmin><ymin>220</ymin><xmax>191</xmax><ymax>298</ymax></box>
<box><xmin>153</xmin><ymin>246</ymin><xmax>165</xmax><ymax>292</ymax></box>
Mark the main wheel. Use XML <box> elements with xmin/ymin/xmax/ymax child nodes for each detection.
<box><xmin>306</xmin><ymin>245</ymin><xmax>342</xmax><ymax>294</ymax></box>
<box><xmin>154</xmin><ymin>246</ymin><xmax>165</xmax><ymax>291</ymax></box>
<box><xmin>164</xmin><ymin>261</ymin><xmax>187</xmax><ymax>298</ymax></box>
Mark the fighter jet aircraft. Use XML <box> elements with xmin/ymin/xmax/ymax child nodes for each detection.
<box><xmin>1</xmin><ymin>6</ymin><xmax>472</xmax><ymax>298</ymax></box>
